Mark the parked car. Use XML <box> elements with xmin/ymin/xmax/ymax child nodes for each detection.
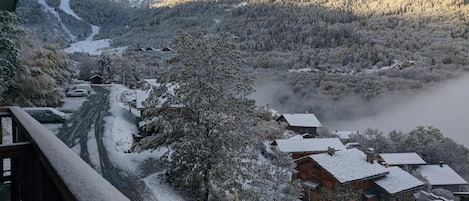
<box><xmin>66</xmin><ymin>89</ymin><xmax>88</xmax><ymax>97</ymax></box>
<box><xmin>72</xmin><ymin>83</ymin><xmax>92</xmax><ymax>94</ymax></box>
<box><xmin>23</xmin><ymin>107</ymin><xmax>67</xmax><ymax>123</ymax></box>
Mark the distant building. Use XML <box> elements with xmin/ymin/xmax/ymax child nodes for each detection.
<box><xmin>277</xmin><ymin>113</ymin><xmax>322</xmax><ymax>136</ymax></box>
<box><xmin>333</xmin><ymin>130</ymin><xmax>358</xmax><ymax>142</ymax></box>
<box><xmin>378</xmin><ymin>152</ymin><xmax>427</xmax><ymax>172</ymax></box>
<box><xmin>417</xmin><ymin>164</ymin><xmax>468</xmax><ymax>192</ymax></box>
<box><xmin>273</xmin><ymin>138</ymin><xmax>345</xmax><ymax>159</ymax></box>
<box><xmin>89</xmin><ymin>74</ymin><xmax>104</xmax><ymax>84</ymax></box>
<box><xmin>295</xmin><ymin>148</ymin><xmax>424</xmax><ymax>201</ymax></box>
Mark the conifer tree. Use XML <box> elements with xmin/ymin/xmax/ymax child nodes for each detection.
<box><xmin>138</xmin><ymin>31</ymin><xmax>299</xmax><ymax>200</ymax></box>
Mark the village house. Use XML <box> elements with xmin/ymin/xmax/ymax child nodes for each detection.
<box><xmin>296</xmin><ymin>148</ymin><xmax>424</xmax><ymax>201</ymax></box>
<box><xmin>277</xmin><ymin>113</ymin><xmax>322</xmax><ymax>137</ymax></box>
<box><xmin>273</xmin><ymin>138</ymin><xmax>345</xmax><ymax>159</ymax></box>
<box><xmin>417</xmin><ymin>164</ymin><xmax>469</xmax><ymax>192</ymax></box>
<box><xmin>374</xmin><ymin>167</ymin><xmax>424</xmax><ymax>201</ymax></box>
<box><xmin>332</xmin><ymin>130</ymin><xmax>358</xmax><ymax>143</ymax></box>
<box><xmin>378</xmin><ymin>152</ymin><xmax>427</xmax><ymax>172</ymax></box>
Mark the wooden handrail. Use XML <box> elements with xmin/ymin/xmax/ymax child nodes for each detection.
<box><xmin>0</xmin><ymin>142</ymin><xmax>32</xmax><ymax>158</ymax></box>
<box><xmin>2</xmin><ymin>107</ymin><xmax>130</xmax><ymax>201</ymax></box>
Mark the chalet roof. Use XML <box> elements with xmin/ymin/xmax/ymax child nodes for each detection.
<box><xmin>417</xmin><ymin>164</ymin><xmax>468</xmax><ymax>186</ymax></box>
<box><xmin>276</xmin><ymin>138</ymin><xmax>345</xmax><ymax>153</ymax></box>
<box><xmin>379</xmin><ymin>152</ymin><xmax>427</xmax><ymax>165</ymax></box>
<box><xmin>375</xmin><ymin>167</ymin><xmax>424</xmax><ymax>195</ymax></box>
<box><xmin>309</xmin><ymin>148</ymin><xmax>389</xmax><ymax>184</ymax></box>
<box><xmin>90</xmin><ymin>74</ymin><xmax>103</xmax><ymax>79</ymax></box>
<box><xmin>279</xmin><ymin>114</ymin><xmax>322</xmax><ymax>127</ymax></box>
<box><xmin>136</xmin><ymin>90</ymin><xmax>149</xmax><ymax>110</ymax></box>
<box><xmin>333</xmin><ymin>130</ymin><xmax>357</xmax><ymax>140</ymax></box>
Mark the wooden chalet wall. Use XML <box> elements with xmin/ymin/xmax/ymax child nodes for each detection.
<box><xmin>288</xmin><ymin>126</ymin><xmax>318</xmax><ymax>136</ymax></box>
<box><xmin>380</xmin><ymin>191</ymin><xmax>415</xmax><ymax>201</ymax></box>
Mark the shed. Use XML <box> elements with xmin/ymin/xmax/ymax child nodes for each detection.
<box><xmin>90</xmin><ymin>74</ymin><xmax>104</xmax><ymax>84</ymax></box>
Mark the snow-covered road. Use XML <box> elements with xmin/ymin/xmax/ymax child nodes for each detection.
<box><xmin>53</xmin><ymin>84</ymin><xmax>184</xmax><ymax>201</ymax></box>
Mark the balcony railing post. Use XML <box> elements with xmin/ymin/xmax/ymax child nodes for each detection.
<box><xmin>0</xmin><ymin>116</ymin><xmax>3</xmax><ymax>182</ymax></box>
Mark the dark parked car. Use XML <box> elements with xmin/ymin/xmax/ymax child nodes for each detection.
<box><xmin>22</xmin><ymin>107</ymin><xmax>67</xmax><ymax>123</ymax></box>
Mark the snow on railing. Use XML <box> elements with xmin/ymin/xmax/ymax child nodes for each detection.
<box><xmin>0</xmin><ymin>107</ymin><xmax>129</xmax><ymax>201</ymax></box>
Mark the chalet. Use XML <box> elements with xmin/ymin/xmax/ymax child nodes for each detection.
<box><xmin>332</xmin><ymin>130</ymin><xmax>358</xmax><ymax>143</ymax></box>
<box><xmin>374</xmin><ymin>167</ymin><xmax>424</xmax><ymax>200</ymax></box>
<box><xmin>277</xmin><ymin>113</ymin><xmax>322</xmax><ymax>136</ymax></box>
<box><xmin>273</xmin><ymin>138</ymin><xmax>345</xmax><ymax>159</ymax></box>
<box><xmin>296</xmin><ymin>148</ymin><xmax>423</xmax><ymax>201</ymax></box>
<box><xmin>90</xmin><ymin>74</ymin><xmax>104</xmax><ymax>84</ymax></box>
<box><xmin>378</xmin><ymin>152</ymin><xmax>427</xmax><ymax>172</ymax></box>
<box><xmin>417</xmin><ymin>164</ymin><xmax>469</xmax><ymax>192</ymax></box>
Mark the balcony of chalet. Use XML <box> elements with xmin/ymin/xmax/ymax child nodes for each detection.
<box><xmin>0</xmin><ymin>107</ymin><xmax>129</xmax><ymax>201</ymax></box>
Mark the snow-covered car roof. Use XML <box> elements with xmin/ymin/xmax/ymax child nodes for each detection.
<box><xmin>22</xmin><ymin>107</ymin><xmax>66</xmax><ymax>115</ymax></box>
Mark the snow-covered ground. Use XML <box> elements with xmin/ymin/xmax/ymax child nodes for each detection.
<box><xmin>58</xmin><ymin>0</ymin><xmax>128</xmax><ymax>55</ymax></box>
<box><xmin>104</xmin><ymin>84</ymin><xmax>185</xmax><ymax>200</ymax></box>
<box><xmin>36</xmin><ymin>0</ymin><xmax>76</xmax><ymax>40</ymax></box>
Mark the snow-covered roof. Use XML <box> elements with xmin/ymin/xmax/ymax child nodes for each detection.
<box><xmin>418</xmin><ymin>164</ymin><xmax>468</xmax><ymax>186</ymax></box>
<box><xmin>379</xmin><ymin>152</ymin><xmax>427</xmax><ymax>165</ymax></box>
<box><xmin>333</xmin><ymin>130</ymin><xmax>357</xmax><ymax>140</ymax></box>
<box><xmin>280</xmin><ymin>113</ymin><xmax>322</xmax><ymax>127</ymax></box>
<box><xmin>309</xmin><ymin>148</ymin><xmax>389</xmax><ymax>184</ymax></box>
<box><xmin>90</xmin><ymin>74</ymin><xmax>103</xmax><ymax>79</ymax></box>
<box><xmin>375</xmin><ymin>167</ymin><xmax>424</xmax><ymax>195</ymax></box>
<box><xmin>303</xmin><ymin>181</ymin><xmax>320</xmax><ymax>189</ymax></box>
<box><xmin>344</xmin><ymin>142</ymin><xmax>361</xmax><ymax>149</ymax></box>
<box><xmin>136</xmin><ymin>90</ymin><xmax>150</xmax><ymax>109</ymax></box>
<box><xmin>276</xmin><ymin>138</ymin><xmax>345</xmax><ymax>153</ymax></box>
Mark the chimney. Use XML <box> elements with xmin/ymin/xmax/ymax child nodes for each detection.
<box><xmin>327</xmin><ymin>147</ymin><xmax>336</xmax><ymax>156</ymax></box>
<box><xmin>366</xmin><ymin>148</ymin><xmax>375</xmax><ymax>164</ymax></box>
<box><xmin>439</xmin><ymin>161</ymin><xmax>444</xmax><ymax>167</ymax></box>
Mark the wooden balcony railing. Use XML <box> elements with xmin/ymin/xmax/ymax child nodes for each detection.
<box><xmin>0</xmin><ymin>107</ymin><xmax>129</xmax><ymax>201</ymax></box>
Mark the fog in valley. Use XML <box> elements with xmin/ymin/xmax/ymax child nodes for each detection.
<box><xmin>326</xmin><ymin>74</ymin><xmax>469</xmax><ymax>148</ymax></box>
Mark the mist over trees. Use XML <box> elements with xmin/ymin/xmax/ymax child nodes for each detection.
<box><xmin>78</xmin><ymin>0</ymin><xmax>468</xmax><ymax>121</ymax></box>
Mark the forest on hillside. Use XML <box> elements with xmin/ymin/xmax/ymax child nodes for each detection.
<box><xmin>87</xmin><ymin>0</ymin><xmax>469</xmax><ymax>120</ymax></box>
<box><xmin>14</xmin><ymin>0</ymin><xmax>469</xmax><ymax>117</ymax></box>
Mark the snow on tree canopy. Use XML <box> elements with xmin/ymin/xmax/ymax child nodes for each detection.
<box><xmin>374</xmin><ymin>167</ymin><xmax>424</xmax><ymax>195</ymax></box>
<box><xmin>275</xmin><ymin>138</ymin><xmax>345</xmax><ymax>153</ymax></box>
<box><xmin>280</xmin><ymin>113</ymin><xmax>322</xmax><ymax>127</ymax></box>
<box><xmin>417</xmin><ymin>164</ymin><xmax>469</xmax><ymax>186</ymax></box>
<box><xmin>379</xmin><ymin>152</ymin><xmax>427</xmax><ymax>166</ymax></box>
<box><xmin>309</xmin><ymin>148</ymin><xmax>388</xmax><ymax>184</ymax></box>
